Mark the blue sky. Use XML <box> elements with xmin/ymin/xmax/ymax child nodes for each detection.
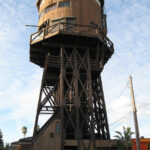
<box><xmin>0</xmin><ymin>0</ymin><xmax>150</xmax><ymax>143</ymax></box>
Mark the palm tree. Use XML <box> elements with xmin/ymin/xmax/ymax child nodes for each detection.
<box><xmin>22</xmin><ymin>126</ymin><xmax>27</xmax><ymax>138</ymax></box>
<box><xmin>114</xmin><ymin>126</ymin><xmax>134</xmax><ymax>150</ymax></box>
<box><xmin>36</xmin><ymin>125</ymin><xmax>40</xmax><ymax>131</ymax></box>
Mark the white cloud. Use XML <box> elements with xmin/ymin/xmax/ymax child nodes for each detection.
<box><xmin>103</xmin><ymin>0</ymin><xmax>150</xmax><ymax>138</ymax></box>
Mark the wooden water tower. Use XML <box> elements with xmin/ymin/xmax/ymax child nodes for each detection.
<box><xmin>30</xmin><ymin>0</ymin><xmax>114</xmax><ymax>150</ymax></box>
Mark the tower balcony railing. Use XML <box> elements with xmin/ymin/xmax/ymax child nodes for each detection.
<box><xmin>30</xmin><ymin>22</ymin><xmax>114</xmax><ymax>51</ymax></box>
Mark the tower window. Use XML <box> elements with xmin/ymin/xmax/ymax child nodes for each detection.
<box><xmin>39</xmin><ymin>10</ymin><xmax>44</xmax><ymax>19</ymax></box>
<box><xmin>66</xmin><ymin>18</ymin><xmax>75</xmax><ymax>24</ymax></box>
<box><xmin>102</xmin><ymin>18</ymin><xmax>106</xmax><ymax>28</ymax></box>
<box><xmin>90</xmin><ymin>21</ymin><xmax>98</xmax><ymax>28</ymax></box>
<box><xmin>52</xmin><ymin>18</ymin><xmax>65</xmax><ymax>25</ymax></box>
<box><xmin>58</xmin><ymin>1</ymin><xmax>70</xmax><ymax>8</ymax></box>
<box><xmin>66</xmin><ymin>18</ymin><xmax>75</xmax><ymax>31</ymax></box>
<box><xmin>95</xmin><ymin>0</ymin><xmax>101</xmax><ymax>7</ymax></box>
<box><xmin>51</xmin><ymin>18</ymin><xmax>65</xmax><ymax>32</ymax></box>
<box><xmin>40</xmin><ymin>0</ymin><xmax>45</xmax><ymax>7</ymax></box>
<box><xmin>55</xmin><ymin>122</ymin><xmax>60</xmax><ymax>134</ymax></box>
<box><xmin>45</xmin><ymin>3</ymin><xmax>57</xmax><ymax>13</ymax></box>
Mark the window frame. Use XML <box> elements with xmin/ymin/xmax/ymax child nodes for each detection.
<box><xmin>66</xmin><ymin>17</ymin><xmax>76</xmax><ymax>30</ymax></box>
<box><xmin>45</xmin><ymin>2</ymin><xmax>57</xmax><ymax>13</ymax></box>
<box><xmin>51</xmin><ymin>17</ymin><xmax>66</xmax><ymax>25</ymax></box>
<box><xmin>102</xmin><ymin>17</ymin><xmax>107</xmax><ymax>28</ymax></box>
<box><xmin>58</xmin><ymin>1</ymin><xmax>71</xmax><ymax>8</ymax></box>
<box><xmin>95</xmin><ymin>0</ymin><xmax>101</xmax><ymax>7</ymax></box>
<box><xmin>55</xmin><ymin>122</ymin><xmax>60</xmax><ymax>134</ymax></box>
<box><xmin>90</xmin><ymin>21</ymin><xmax>98</xmax><ymax>28</ymax></box>
<box><xmin>51</xmin><ymin>17</ymin><xmax>75</xmax><ymax>25</ymax></box>
<box><xmin>39</xmin><ymin>10</ymin><xmax>44</xmax><ymax>19</ymax></box>
<box><xmin>40</xmin><ymin>0</ymin><xmax>45</xmax><ymax>7</ymax></box>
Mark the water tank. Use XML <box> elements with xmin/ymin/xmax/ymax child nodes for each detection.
<box><xmin>36</xmin><ymin>0</ymin><xmax>107</xmax><ymax>34</ymax></box>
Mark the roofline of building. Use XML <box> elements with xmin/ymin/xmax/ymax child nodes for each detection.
<box><xmin>132</xmin><ymin>138</ymin><xmax>150</xmax><ymax>143</ymax></box>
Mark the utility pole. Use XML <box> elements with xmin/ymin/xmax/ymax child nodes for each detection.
<box><xmin>129</xmin><ymin>75</ymin><xmax>141</xmax><ymax>150</ymax></box>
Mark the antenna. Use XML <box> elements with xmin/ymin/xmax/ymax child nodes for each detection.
<box><xmin>25</xmin><ymin>25</ymin><xmax>39</xmax><ymax>27</ymax></box>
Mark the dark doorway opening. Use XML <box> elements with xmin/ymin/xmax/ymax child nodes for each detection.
<box><xmin>64</xmin><ymin>146</ymin><xmax>77</xmax><ymax>150</ymax></box>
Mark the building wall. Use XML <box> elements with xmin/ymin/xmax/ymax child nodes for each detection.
<box><xmin>19</xmin><ymin>144</ymin><xmax>31</xmax><ymax>150</ymax></box>
<box><xmin>32</xmin><ymin>119</ymin><xmax>61</xmax><ymax>150</ymax></box>
<box><xmin>132</xmin><ymin>138</ymin><xmax>150</xmax><ymax>150</ymax></box>
<box><xmin>11</xmin><ymin>143</ymin><xmax>32</xmax><ymax>150</ymax></box>
<box><xmin>11</xmin><ymin>144</ymin><xmax>19</xmax><ymax>150</ymax></box>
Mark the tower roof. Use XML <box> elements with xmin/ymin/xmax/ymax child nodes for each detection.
<box><xmin>36</xmin><ymin>0</ymin><xmax>104</xmax><ymax>9</ymax></box>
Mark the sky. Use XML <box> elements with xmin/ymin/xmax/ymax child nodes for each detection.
<box><xmin>0</xmin><ymin>0</ymin><xmax>150</xmax><ymax>144</ymax></box>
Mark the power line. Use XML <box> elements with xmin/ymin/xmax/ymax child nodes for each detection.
<box><xmin>109</xmin><ymin>103</ymin><xmax>150</xmax><ymax>130</ymax></box>
<box><xmin>108</xmin><ymin>81</ymin><xmax>129</xmax><ymax>111</ymax></box>
<box><xmin>108</xmin><ymin>79</ymin><xmax>150</xmax><ymax>131</ymax></box>
<box><xmin>110</xmin><ymin>111</ymin><xmax>131</xmax><ymax>127</ymax></box>
<box><xmin>110</xmin><ymin>115</ymin><xmax>130</xmax><ymax>131</ymax></box>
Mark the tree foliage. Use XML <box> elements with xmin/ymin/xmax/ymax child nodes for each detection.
<box><xmin>114</xmin><ymin>126</ymin><xmax>134</xmax><ymax>150</ymax></box>
<box><xmin>0</xmin><ymin>130</ymin><xmax>10</xmax><ymax>150</ymax></box>
<box><xmin>0</xmin><ymin>129</ymin><xmax>4</xmax><ymax>150</ymax></box>
<box><xmin>4</xmin><ymin>143</ymin><xmax>10</xmax><ymax>150</ymax></box>
<box><xmin>22</xmin><ymin>126</ymin><xmax>27</xmax><ymax>138</ymax></box>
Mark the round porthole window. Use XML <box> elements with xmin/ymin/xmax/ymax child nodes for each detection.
<box><xmin>50</xmin><ymin>132</ymin><xmax>54</xmax><ymax>137</ymax></box>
